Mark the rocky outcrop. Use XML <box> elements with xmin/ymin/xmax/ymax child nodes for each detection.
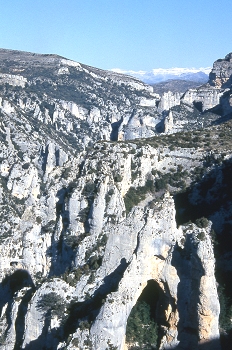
<box><xmin>0</xmin><ymin>73</ymin><xmax>27</xmax><ymax>87</ymax></box>
<box><xmin>0</xmin><ymin>121</ymin><xmax>225</xmax><ymax>349</ymax></box>
<box><xmin>158</xmin><ymin>91</ymin><xmax>181</xmax><ymax>112</ymax></box>
<box><xmin>87</xmin><ymin>195</ymin><xmax>220</xmax><ymax>350</ymax></box>
<box><xmin>209</xmin><ymin>52</ymin><xmax>232</xmax><ymax>88</ymax></box>
<box><xmin>159</xmin><ymin>54</ymin><xmax>232</xmax><ymax>134</ymax></box>
<box><xmin>164</xmin><ymin>110</ymin><xmax>173</xmax><ymax>132</ymax></box>
<box><xmin>176</xmin><ymin>53</ymin><xmax>232</xmax><ymax>122</ymax></box>
<box><xmin>181</xmin><ymin>87</ymin><xmax>224</xmax><ymax>112</ymax></box>
<box><xmin>2</xmin><ymin>49</ymin><xmax>232</xmax><ymax>349</ymax></box>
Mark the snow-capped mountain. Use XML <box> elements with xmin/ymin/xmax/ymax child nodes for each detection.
<box><xmin>111</xmin><ymin>67</ymin><xmax>211</xmax><ymax>84</ymax></box>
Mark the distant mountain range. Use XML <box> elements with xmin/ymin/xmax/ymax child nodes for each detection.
<box><xmin>111</xmin><ymin>67</ymin><xmax>211</xmax><ymax>85</ymax></box>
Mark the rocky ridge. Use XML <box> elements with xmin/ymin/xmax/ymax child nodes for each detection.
<box><xmin>0</xmin><ymin>50</ymin><xmax>232</xmax><ymax>349</ymax></box>
<box><xmin>152</xmin><ymin>79</ymin><xmax>205</xmax><ymax>95</ymax></box>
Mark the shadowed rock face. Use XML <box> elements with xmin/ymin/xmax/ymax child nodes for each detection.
<box><xmin>1</xmin><ymin>49</ymin><xmax>232</xmax><ymax>349</ymax></box>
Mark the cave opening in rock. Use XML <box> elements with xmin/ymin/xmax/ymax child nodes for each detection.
<box><xmin>126</xmin><ymin>279</ymin><xmax>167</xmax><ymax>349</ymax></box>
<box><xmin>110</xmin><ymin>117</ymin><xmax>123</xmax><ymax>141</ymax></box>
<box><xmin>2</xmin><ymin>269</ymin><xmax>35</xmax><ymax>294</ymax></box>
<box><xmin>138</xmin><ymin>280</ymin><xmax>161</xmax><ymax>320</ymax></box>
<box><xmin>193</xmin><ymin>100</ymin><xmax>203</xmax><ymax>112</ymax></box>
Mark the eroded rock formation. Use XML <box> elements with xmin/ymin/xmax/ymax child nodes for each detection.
<box><xmin>1</xmin><ymin>49</ymin><xmax>232</xmax><ymax>349</ymax></box>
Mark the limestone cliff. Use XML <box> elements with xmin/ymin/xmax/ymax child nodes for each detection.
<box><xmin>1</xmin><ymin>49</ymin><xmax>232</xmax><ymax>350</ymax></box>
<box><xmin>209</xmin><ymin>53</ymin><xmax>232</xmax><ymax>88</ymax></box>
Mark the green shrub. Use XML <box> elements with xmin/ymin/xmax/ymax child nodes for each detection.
<box><xmin>82</xmin><ymin>182</ymin><xmax>96</xmax><ymax>196</ymax></box>
<box><xmin>195</xmin><ymin>217</ymin><xmax>208</xmax><ymax>228</ymax></box>
<box><xmin>105</xmin><ymin>189</ymin><xmax>114</xmax><ymax>203</ymax></box>
<box><xmin>36</xmin><ymin>217</ymin><xmax>42</xmax><ymax>224</ymax></box>
<box><xmin>131</xmin><ymin>172</ymin><xmax>137</xmax><ymax>181</ymax></box>
<box><xmin>108</xmin><ymin>188</ymin><xmax>114</xmax><ymax>196</ymax></box>
<box><xmin>79</xmin><ymin>320</ymin><xmax>91</xmax><ymax>330</ymax></box>
<box><xmin>64</xmin><ymin>235</ymin><xmax>80</xmax><ymax>249</ymax></box>
<box><xmin>155</xmin><ymin>177</ymin><xmax>168</xmax><ymax>191</ymax></box>
<box><xmin>114</xmin><ymin>174</ymin><xmax>123</xmax><ymax>182</ymax></box>
<box><xmin>22</xmin><ymin>163</ymin><xmax>30</xmax><ymax>170</ymax></box>
<box><xmin>72</xmin><ymin>338</ymin><xmax>79</xmax><ymax>347</ymax></box>
<box><xmin>197</xmin><ymin>231</ymin><xmax>205</xmax><ymax>241</ymax></box>
<box><xmin>131</xmin><ymin>162</ymin><xmax>137</xmax><ymax>170</ymax></box>
<box><xmin>124</xmin><ymin>180</ymin><xmax>154</xmax><ymax>214</ymax></box>
<box><xmin>84</xmin><ymin>337</ymin><xmax>93</xmax><ymax>347</ymax></box>
<box><xmin>151</xmin><ymin>169</ymin><xmax>157</xmax><ymax>176</ymax></box>
<box><xmin>126</xmin><ymin>301</ymin><xmax>158</xmax><ymax>349</ymax></box>
<box><xmin>78</xmin><ymin>207</ymin><xmax>90</xmax><ymax>223</ymax></box>
<box><xmin>37</xmin><ymin>292</ymin><xmax>66</xmax><ymax>318</ymax></box>
<box><xmin>62</xmin><ymin>167</ymin><xmax>72</xmax><ymax>179</ymax></box>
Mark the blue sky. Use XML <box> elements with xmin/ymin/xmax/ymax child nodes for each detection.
<box><xmin>0</xmin><ymin>0</ymin><xmax>231</xmax><ymax>71</ymax></box>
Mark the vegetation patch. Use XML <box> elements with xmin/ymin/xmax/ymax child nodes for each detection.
<box><xmin>37</xmin><ymin>292</ymin><xmax>67</xmax><ymax>319</ymax></box>
<box><xmin>126</xmin><ymin>301</ymin><xmax>158</xmax><ymax>349</ymax></box>
<box><xmin>195</xmin><ymin>217</ymin><xmax>208</xmax><ymax>228</ymax></box>
<box><xmin>124</xmin><ymin>180</ymin><xmax>154</xmax><ymax>214</ymax></box>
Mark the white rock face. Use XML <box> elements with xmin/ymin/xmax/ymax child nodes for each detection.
<box><xmin>1</xmin><ymin>48</ymin><xmax>230</xmax><ymax>350</ymax></box>
<box><xmin>60</xmin><ymin>58</ymin><xmax>82</xmax><ymax>68</ymax></box>
<box><xmin>0</xmin><ymin>73</ymin><xmax>27</xmax><ymax>87</ymax></box>
<box><xmin>198</xmin><ymin>234</ymin><xmax>220</xmax><ymax>343</ymax></box>
<box><xmin>0</xmin><ymin>136</ymin><xmax>222</xmax><ymax>350</ymax></box>
<box><xmin>90</xmin><ymin>194</ymin><xmax>179</xmax><ymax>349</ymax></box>
<box><xmin>140</xmin><ymin>97</ymin><xmax>158</xmax><ymax>107</ymax></box>
<box><xmin>158</xmin><ymin>92</ymin><xmax>181</xmax><ymax>112</ymax></box>
<box><xmin>87</xmin><ymin>195</ymin><xmax>220</xmax><ymax>350</ymax></box>
<box><xmin>60</xmin><ymin>101</ymin><xmax>87</xmax><ymax>120</ymax></box>
<box><xmin>118</xmin><ymin>111</ymin><xmax>162</xmax><ymax>140</ymax></box>
<box><xmin>22</xmin><ymin>279</ymin><xmax>75</xmax><ymax>348</ymax></box>
<box><xmin>182</xmin><ymin>87</ymin><xmax>224</xmax><ymax>111</ymax></box>
<box><xmin>7</xmin><ymin>164</ymin><xmax>40</xmax><ymax>199</ymax></box>
<box><xmin>164</xmin><ymin>110</ymin><xmax>173</xmax><ymax>133</ymax></box>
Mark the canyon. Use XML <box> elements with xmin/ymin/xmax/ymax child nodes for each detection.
<box><xmin>0</xmin><ymin>49</ymin><xmax>232</xmax><ymax>349</ymax></box>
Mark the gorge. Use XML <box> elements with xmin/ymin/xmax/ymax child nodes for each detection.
<box><xmin>0</xmin><ymin>49</ymin><xmax>232</xmax><ymax>349</ymax></box>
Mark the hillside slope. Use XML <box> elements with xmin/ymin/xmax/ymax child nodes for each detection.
<box><xmin>0</xmin><ymin>49</ymin><xmax>232</xmax><ymax>349</ymax></box>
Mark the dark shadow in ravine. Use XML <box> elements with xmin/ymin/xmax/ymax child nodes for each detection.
<box><xmin>13</xmin><ymin>288</ymin><xmax>35</xmax><ymax>350</ymax></box>
<box><xmin>47</xmin><ymin>178</ymin><xmax>98</xmax><ymax>278</ymax></box>
<box><xmin>0</xmin><ymin>269</ymin><xmax>35</xmax><ymax>313</ymax></box>
<box><xmin>46</xmin><ymin>185</ymin><xmax>75</xmax><ymax>277</ymax></box>
<box><xmin>174</xmin><ymin>157</ymin><xmax>232</xmax><ymax>350</ymax></box>
<box><xmin>174</xmin><ymin>157</ymin><xmax>232</xmax><ymax>227</ymax></box>
<box><xmin>0</xmin><ymin>270</ymin><xmax>35</xmax><ymax>348</ymax></box>
<box><xmin>193</xmin><ymin>101</ymin><xmax>203</xmax><ymax>113</ymax></box>
<box><xmin>40</xmin><ymin>144</ymin><xmax>49</xmax><ymax>173</ymax></box>
<box><xmin>110</xmin><ymin>116</ymin><xmax>123</xmax><ymax>141</ymax></box>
